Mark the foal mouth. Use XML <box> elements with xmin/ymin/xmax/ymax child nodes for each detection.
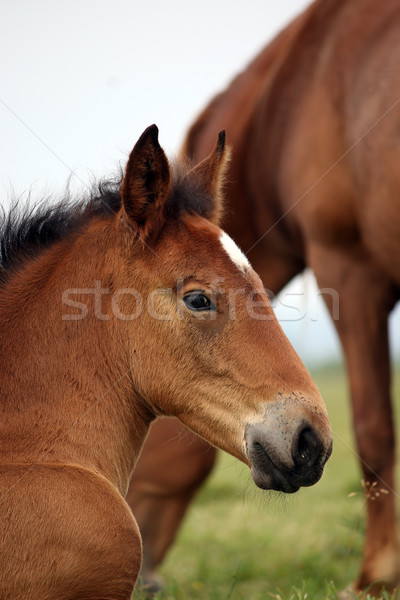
<box><xmin>245</xmin><ymin>420</ymin><xmax>332</xmax><ymax>494</ymax></box>
<box><xmin>249</xmin><ymin>442</ymin><xmax>301</xmax><ymax>494</ymax></box>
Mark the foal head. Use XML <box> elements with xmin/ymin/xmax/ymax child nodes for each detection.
<box><xmin>108</xmin><ymin>125</ymin><xmax>332</xmax><ymax>493</ymax></box>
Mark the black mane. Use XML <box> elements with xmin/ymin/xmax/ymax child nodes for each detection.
<box><xmin>0</xmin><ymin>180</ymin><xmax>122</xmax><ymax>286</ymax></box>
<box><xmin>0</xmin><ymin>165</ymin><xmax>215</xmax><ymax>287</ymax></box>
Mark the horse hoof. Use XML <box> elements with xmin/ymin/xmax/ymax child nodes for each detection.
<box><xmin>338</xmin><ymin>582</ymin><xmax>399</xmax><ymax>599</ymax></box>
<box><xmin>136</xmin><ymin>573</ymin><xmax>164</xmax><ymax>597</ymax></box>
<box><xmin>338</xmin><ymin>585</ymin><xmax>358</xmax><ymax>600</ymax></box>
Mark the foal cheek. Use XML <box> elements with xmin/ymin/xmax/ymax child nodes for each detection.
<box><xmin>187</xmin><ymin>310</ymin><xmax>229</xmax><ymax>336</ymax></box>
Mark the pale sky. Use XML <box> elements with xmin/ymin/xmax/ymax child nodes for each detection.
<box><xmin>1</xmin><ymin>1</ymin><xmax>311</xmax><ymax>193</ymax></box>
<box><xmin>1</xmin><ymin>1</ymin><xmax>399</xmax><ymax>365</ymax></box>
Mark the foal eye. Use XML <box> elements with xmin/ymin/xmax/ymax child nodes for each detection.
<box><xmin>183</xmin><ymin>292</ymin><xmax>215</xmax><ymax>311</ymax></box>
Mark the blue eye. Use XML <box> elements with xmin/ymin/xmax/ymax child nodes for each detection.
<box><xmin>183</xmin><ymin>292</ymin><xmax>215</xmax><ymax>311</ymax></box>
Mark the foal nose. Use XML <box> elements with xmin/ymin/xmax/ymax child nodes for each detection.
<box><xmin>293</xmin><ymin>424</ymin><xmax>325</xmax><ymax>470</ymax></box>
<box><xmin>245</xmin><ymin>401</ymin><xmax>332</xmax><ymax>493</ymax></box>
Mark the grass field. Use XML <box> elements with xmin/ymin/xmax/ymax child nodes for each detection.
<box><xmin>134</xmin><ymin>364</ymin><xmax>400</xmax><ymax>600</ymax></box>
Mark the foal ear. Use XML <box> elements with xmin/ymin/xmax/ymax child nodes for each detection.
<box><xmin>121</xmin><ymin>124</ymin><xmax>170</xmax><ymax>240</ymax></box>
<box><xmin>187</xmin><ymin>130</ymin><xmax>231</xmax><ymax>225</ymax></box>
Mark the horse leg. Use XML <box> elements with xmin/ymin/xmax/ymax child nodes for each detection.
<box><xmin>0</xmin><ymin>464</ymin><xmax>141</xmax><ymax>600</ymax></box>
<box><xmin>127</xmin><ymin>417</ymin><xmax>217</xmax><ymax>592</ymax></box>
<box><xmin>309</xmin><ymin>243</ymin><xmax>400</xmax><ymax>594</ymax></box>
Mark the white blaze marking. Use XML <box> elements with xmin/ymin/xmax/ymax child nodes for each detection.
<box><xmin>219</xmin><ymin>230</ymin><xmax>251</xmax><ymax>273</ymax></box>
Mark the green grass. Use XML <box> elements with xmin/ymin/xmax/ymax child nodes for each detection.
<box><xmin>133</xmin><ymin>364</ymin><xmax>400</xmax><ymax>600</ymax></box>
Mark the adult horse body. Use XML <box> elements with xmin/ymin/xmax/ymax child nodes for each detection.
<box><xmin>0</xmin><ymin>126</ymin><xmax>331</xmax><ymax>598</ymax></box>
<box><xmin>129</xmin><ymin>0</ymin><xmax>400</xmax><ymax>595</ymax></box>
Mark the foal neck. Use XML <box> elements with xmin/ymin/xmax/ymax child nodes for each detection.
<box><xmin>0</xmin><ymin>217</ymin><xmax>153</xmax><ymax>495</ymax></box>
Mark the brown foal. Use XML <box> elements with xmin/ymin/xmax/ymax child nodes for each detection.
<box><xmin>0</xmin><ymin>126</ymin><xmax>331</xmax><ymax>599</ymax></box>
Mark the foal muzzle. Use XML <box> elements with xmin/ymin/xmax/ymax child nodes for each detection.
<box><xmin>245</xmin><ymin>400</ymin><xmax>332</xmax><ymax>493</ymax></box>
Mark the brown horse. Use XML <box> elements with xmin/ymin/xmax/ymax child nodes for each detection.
<box><xmin>128</xmin><ymin>1</ymin><xmax>400</xmax><ymax>596</ymax></box>
<box><xmin>0</xmin><ymin>125</ymin><xmax>331</xmax><ymax>599</ymax></box>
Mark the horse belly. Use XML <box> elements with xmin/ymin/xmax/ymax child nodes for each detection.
<box><xmin>0</xmin><ymin>464</ymin><xmax>141</xmax><ymax>600</ymax></box>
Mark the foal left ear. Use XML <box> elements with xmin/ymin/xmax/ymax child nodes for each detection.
<box><xmin>121</xmin><ymin>124</ymin><xmax>170</xmax><ymax>240</ymax></box>
<box><xmin>187</xmin><ymin>130</ymin><xmax>231</xmax><ymax>225</ymax></box>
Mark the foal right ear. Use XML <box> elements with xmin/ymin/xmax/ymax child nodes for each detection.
<box><xmin>121</xmin><ymin>125</ymin><xmax>170</xmax><ymax>240</ymax></box>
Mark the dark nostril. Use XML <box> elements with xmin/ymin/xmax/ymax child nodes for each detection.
<box><xmin>294</xmin><ymin>426</ymin><xmax>321</xmax><ymax>467</ymax></box>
